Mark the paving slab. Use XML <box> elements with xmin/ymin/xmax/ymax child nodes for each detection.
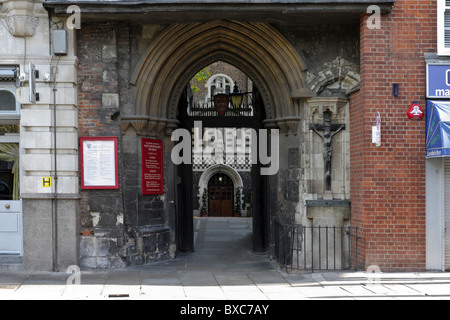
<box><xmin>1</xmin><ymin>218</ymin><xmax>450</xmax><ymax>301</ymax></box>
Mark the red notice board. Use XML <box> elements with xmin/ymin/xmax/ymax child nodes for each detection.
<box><xmin>141</xmin><ymin>138</ymin><xmax>164</xmax><ymax>195</ymax></box>
<box><xmin>80</xmin><ymin>137</ymin><xmax>119</xmax><ymax>189</ymax></box>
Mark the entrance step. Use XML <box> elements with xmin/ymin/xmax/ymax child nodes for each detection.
<box><xmin>0</xmin><ymin>254</ymin><xmax>23</xmax><ymax>271</ymax></box>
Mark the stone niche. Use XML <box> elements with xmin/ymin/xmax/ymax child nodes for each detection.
<box><xmin>305</xmin><ymin>199</ymin><xmax>351</xmax><ymax>269</ymax></box>
<box><xmin>304</xmin><ymin>97</ymin><xmax>350</xmax><ymax>199</ymax></box>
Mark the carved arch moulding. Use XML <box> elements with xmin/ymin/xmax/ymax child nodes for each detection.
<box><xmin>129</xmin><ymin>20</ymin><xmax>315</xmax><ymax>134</ymax></box>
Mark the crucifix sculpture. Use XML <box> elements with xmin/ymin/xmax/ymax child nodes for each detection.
<box><xmin>309</xmin><ymin>110</ymin><xmax>346</xmax><ymax>191</ymax></box>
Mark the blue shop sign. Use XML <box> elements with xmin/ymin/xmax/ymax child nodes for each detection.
<box><xmin>427</xmin><ymin>64</ymin><xmax>450</xmax><ymax>98</ymax></box>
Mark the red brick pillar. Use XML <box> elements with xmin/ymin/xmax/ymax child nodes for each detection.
<box><xmin>349</xmin><ymin>1</ymin><xmax>436</xmax><ymax>271</ymax></box>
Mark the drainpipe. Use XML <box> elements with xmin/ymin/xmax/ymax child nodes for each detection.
<box><xmin>52</xmin><ymin>69</ymin><xmax>58</xmax><ymax>271</ymax></box>
<box><xmin>48</xmin><ymin>14</ymin><xmax>60</xmax><ymax>272</ymax></box>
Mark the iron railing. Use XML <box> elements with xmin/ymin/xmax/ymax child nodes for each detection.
<box><xmin>189</xmin><ymin>102</ymin><xmax>253</xmax><ymax>117</ymax></box>
<box><xmin>271</xmin><ymin>220</ymin><xmax>361</xmax><ymax>272</ymax></box>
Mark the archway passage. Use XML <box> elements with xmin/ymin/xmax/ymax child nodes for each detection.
<box><xmin>208</xmin><ymin>173</ymin><xmax>234</xmax><ymax>217</ymax></box>
<box><xmin>176</xmin><ymin>65</ymin><xmax>268</xmax><ymax>253</ymax></box>
<box><xmin>128</xmin><ymin>20</ymin><xmax>312</xmax><ymax>257</ymax></box>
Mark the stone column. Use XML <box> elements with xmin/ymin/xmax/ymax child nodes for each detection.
<box><xmin>273</xmin><ymin>116</ymin><xmax>302</xmax><ymax>225</ymax></box>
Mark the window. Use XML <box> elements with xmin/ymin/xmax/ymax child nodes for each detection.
<box><xmin>0</xmin><ymin>125</ymin><xmax>20</xmax><ymax>200</ymax></box>
<box><xmin>207</xmin><ymin>74</ymin><xmax>233</xmax><ymax>101</ymax></box>
<box><xmin>438</xmin><ymin>0</ymin><xmax>450</xmax><ymax>55</ymax></box>
<box><xmin>0</xmin><ymin>89</ymin><xmax>18</xmax><ymax>112</ymax></box>
<box><xmin>0</xmin><ymin>66</ymin><xmax>20</xmax><ymax>117</ymax></box>
<box><xmin>0</xmin><ymin>67</ymin><xmax>20</xmax><ymax>199</ymax></box>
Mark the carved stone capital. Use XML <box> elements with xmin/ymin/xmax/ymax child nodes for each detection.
<box><xmin>2</xmin><ymin>0</ymin><xmax>41</xmax><ymax>37</ymax></box>
<box><xmin>121</xmin><ymin>115</ymin><xmax>176</xmax><ymax>138</ymax></box>
<box><xmin>165</xmin><ymin>119</ymin><xmax>180</xmax><ymax>136</ymax></box>
<box><xmin>275</xmin><ymin>116</ymin><xmax>301</xmax><ymax>136</ymax></box>
<box><xmin>121</xmin><ymin>116</ymin><xmax>149</xmax><ymax>135</ymax></box>
<box><xmin>5</xmin><ymin>15</ymin><xmax>39</xmax><ymax>37</ymax></box>
<box><xmin>131</xmin><ymin>120</ymin><xmax>148</xmax><ymax>136</ymax></box>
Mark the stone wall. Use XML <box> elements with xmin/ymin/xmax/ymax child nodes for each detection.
<box><xmin>77</xmin><ymin>22</ymin><xmax>176</xmax><ymax>268</ymax></box>
<box><xmin>0</xmin><ymin>0</ymin><xmax>80</xmax><ymax>271</ymax></box>
<box><xmin>77</xmin><ymin>23</ymin><xmax>126</xmax><ymax>268</ymax></box>
<box><xmin>275</xmin><ymin>24</ymin><xmax>358</xmax><ymax>228</ymax></box>
<box><xmin>76</xmin><ymin>20</ymin><xmax>359</xmax><ymax>267</ymax></box>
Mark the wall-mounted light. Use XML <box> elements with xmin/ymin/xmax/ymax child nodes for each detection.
<box><xmin>393</xmin><ymin>83</ymin><xmax>399</xmax><ymax>97</ymax></box>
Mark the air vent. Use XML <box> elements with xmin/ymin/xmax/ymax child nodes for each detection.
<box><xmin>0</xmin><ymin>67</ymin><xmax>17</xmax><ymax>82</ymax></box>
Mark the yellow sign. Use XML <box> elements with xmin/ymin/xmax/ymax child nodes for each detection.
<box><xmin>42</xmin><ymin>177</ymin><xmax>51</xmax><ymax>187</ymax></box>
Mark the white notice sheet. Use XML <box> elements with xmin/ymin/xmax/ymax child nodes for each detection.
<box><xmin>82</xmin><ymin>139</ymin><xmax>117</xmax><ymax>187</ymax></box>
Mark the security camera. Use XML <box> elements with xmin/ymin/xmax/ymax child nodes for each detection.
<box><xmin>43</xmin><ymin>73</ymin><xmax>51</xmax><ymax>82</ymax></box>
<box><xmin>19</xmin><ymin>73</ymin><xmax>27</xmax><ymax>82</ymax></box>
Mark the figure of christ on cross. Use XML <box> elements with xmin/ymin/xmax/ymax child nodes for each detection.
<box><xmin>309</xmin><ymin>110</ymin><xmax>345</xmax><ymax>191</ymax></box>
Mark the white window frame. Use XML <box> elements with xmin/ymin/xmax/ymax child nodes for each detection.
<box><xmin>438</xmin><ymin>0</ymin><xmax>450</xmax><ymax>56</ymax></box>
<box><xmin>0</xmin><ymin>87</ymin><xmax>21</xmax><ymax>117</ymax></box>
<box><xmin>205</xmin><ymin>73</ymin><xmax>234</xmax><ymax>101</ymax></box>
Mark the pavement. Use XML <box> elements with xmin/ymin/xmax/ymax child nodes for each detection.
<box><xmin>1</xmin><ymin>217</ymin><xmax>450</xmax><ymax>301</ymax></box>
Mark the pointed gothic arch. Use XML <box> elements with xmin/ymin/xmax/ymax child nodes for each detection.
<box><xmin>123</xmin><ymin>20</ymin><xmax>316</xmax><ymax>255</ymax></box>
<box><xmin>130</xmin><ymin>20</ymin><xmax>314</xmax><ymax>124</ymax></box>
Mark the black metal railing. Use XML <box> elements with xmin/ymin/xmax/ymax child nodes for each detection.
<box><xmin>271</xmin><ymin>220</ymin><xmax>361</xmax><ymax>272</ymax></box>
<box><xmin>189</xmin><ymin>103</ymin><xmax>253</xmax><ymax>117</ymax></box>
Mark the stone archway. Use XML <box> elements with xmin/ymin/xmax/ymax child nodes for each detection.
<box><xmin>129</xmin><ymin>20</ymin><xmax>314</xmax><ymax>127</ymax></box>
<box><xmin>123</xmin><ymin>20</ymin><xmax>315</xmax><ymax>255</ymax></box>
<box><xmin>198</xmin><ymin>164</ymin><xmax>244</xmax><ymax>215</ymax></box>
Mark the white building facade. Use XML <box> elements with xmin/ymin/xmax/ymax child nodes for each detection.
<box><xmin>0</xmin><ymin>0</ymin><xmax>79</xmax><ymax>271</ymax></box>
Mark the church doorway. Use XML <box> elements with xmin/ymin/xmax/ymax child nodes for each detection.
<box><xmin>208</xmin><ymin>172</ymin><xmax>234</xmax><ymax>217</ymax></box>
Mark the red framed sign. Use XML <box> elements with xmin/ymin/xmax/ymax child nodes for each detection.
<box><xmin>141</xmin><ymin>138</ymin><xmax>164</xmax><ymax>195</ymax></box>
<box><xmin>80</xmin><ymin>137</ymin><xmax>119</xmax><ymax>189</ymax></box>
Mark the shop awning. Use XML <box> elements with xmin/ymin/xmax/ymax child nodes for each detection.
<box><xmin>426</xmin><ymin>100</ymin><xmax>450</xmax><ymax>158</ymax></box>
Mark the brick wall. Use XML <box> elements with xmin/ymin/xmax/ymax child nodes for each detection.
<box><xmin>350</xmin><ymin>1</ymin><xmax>437</xmax><ymax>271</ymax></box>
<box><xmin>78</xmin><ymin>23</ymin><xmax>124</xmax><ymax>137</ymax></box>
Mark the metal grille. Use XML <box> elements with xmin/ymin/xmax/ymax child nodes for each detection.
<box><xmin>271</xmin><ymin>220</ymin><xmax>361</xmax><ymax>272</ymax></box>
<box><xmin>0</xmin><ymin>66</ymin><xmax>17</xmax><ymax>82</ymax></box>
<box><xmin>445</xmin><ymin>10</ymin><xmax>450</xmax><ymax>48</ymax></box>
<box><xmin>189</xmin><ymin>98</ymin><xmax>253</xmax><ymax>117</ymax></box>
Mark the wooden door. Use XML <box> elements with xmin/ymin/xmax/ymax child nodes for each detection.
<box><xmin>208</xmin><ymin>173</ymin><xmax>233</xmax><ymax>217</ymax></box>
